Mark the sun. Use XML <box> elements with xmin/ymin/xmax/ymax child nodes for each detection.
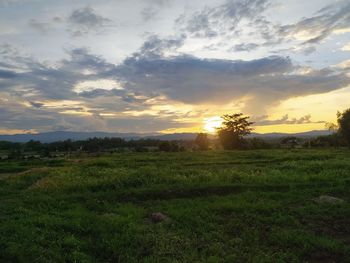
<box><xmin>204</xmin><ymin>116</ymin><xmax>222</xmax><ymax>133</ymax></box>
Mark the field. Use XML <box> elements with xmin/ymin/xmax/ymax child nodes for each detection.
<box><xmin>0</xmin><ymin>149</ymin><xmax>350</xmax><ymax>262</ymax></box>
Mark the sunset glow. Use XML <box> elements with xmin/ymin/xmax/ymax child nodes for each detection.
<box><xmin>0</xmin><ymin>0</ymin><xmax>349</xmax><ymax>135</ymax></box>
<box><xmin>204</xmin><ymin>117</ymin><xmax>223</xmax><ymax>133</ymax></box>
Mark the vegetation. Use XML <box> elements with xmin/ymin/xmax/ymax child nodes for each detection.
<box><xmin>217</xmin><ymin>113</ymin><xmax>254</xmax><ymax>150</ymax></box>
<box><xmin>158</xmin><ymin>141</ymin><xmax>183</xmax><ymax>152</ymax></box>
<box><xmin>0</xmin><ymin>149</ymin><xmax>349</xmax><ymax>262</ymax></box>
<box><xmin>337</xmin><ymin>109</ymin><xmax>350</xmax><ymax>148</ymax></box>
<box><xmin>194</xmin><ymin>133</ymin><xmax>210</xmax><ymax>150</ymax></box>
<box><xmin>0</xmin><ymin>138</ymin><xmax>175</xmax><ymax>159</ymax></box>
<box><xmin>306</xmin><ymin>133</ymin><xmax>348</xmax><ymax>148</ymax></box>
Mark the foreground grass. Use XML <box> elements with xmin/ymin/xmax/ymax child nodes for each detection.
<box><xmin>0</xmin><ymin>149</ymin><xmax>349</xmax><ymax>262</ymax></box>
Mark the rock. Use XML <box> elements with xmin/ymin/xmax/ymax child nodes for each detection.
<box><xmin>313</xmin><ymin>195</ymin><xmax>345</xmax><ymax>204</ymax></box>
<box><xmin>148</xmin><ymin>212</ymin><xmax>168</xmax><ymax>223</ymax></box>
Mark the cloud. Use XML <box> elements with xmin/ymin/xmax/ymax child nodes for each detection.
<box><xmin>2</xmin><ymin>42</ymin><xmax>349</xmax><ymax>113</ymax></box>
<box><xmin>341</xmin><ymin>42</ymin><xmax>350</xmax><ymax>51</ymax></box>
<box><xmin>232</xmin><ymin>43</ymin><xmax>260</xmax><ymax>52</ymax></box>
<box><xmin>0</xmin><ymin>47</ymin><xmax>116</xmax><ymax>100</ymax></box>
<box><xmin>134</xmin><ymin>34</ymin><xmax>186</xmax><ymax>57</ymax></box>
<box><xmin>277</xmin><ymin>0</ymin><xmax>350</xmax><ymax>45</ymax></box>
<box><xmin>254</xmin><ymin>114</ymin><xmax>325</xmax><ymax>126</ymax></box>
<box><xmin>28</xmin><ymin>19</ymin><xmax>52</xmax><ymax>34</ymax></box>
<box><xmin>0</xmin><ymin>69</ymin><xmax>17</xmax><ymax>79</ymax></box>
<box><xmin>140</xmin><ymin>0</ymin><xmax>172</xmax><ymax>21</ymax></box>
<box><xmin>0</xmin><ymin>0</ymin><xmax>32</xmax><ymax>6</ymax></box>
<box><xmin>175</xmin><ymin>0</ymin><xmax>350</xmax><ymax>55</ymax></box>
<box><xmin>335</xmin><ymin>59</ymin><xmax>350</xmax><ymax>70</ymax></box>
<box><xmin>177</xmin><ymin>0</ymin><xmax>270</xmax><ymax>39</ymax></box>
<box><xmin>146</xmin><ymin>0</ymin><xmax>170</xmax><ymax>7</ymax></box>
<box><xmin>29</xmin><ymin>101</ymin><xmax>44</xmax><ymax>108</ymax></box>
<box><xmin>67</xmin><ymin>6</ymin><xmax>112</xmax><ymax>36</ymax></box>
<box><xmin>141</xmin><ymin>7</ymin><xmax>158</xmax><ymax>22</ymax></box>
<box><xmin>115</xmin><ymin>52</ymin><xmax>349</xmax><ymax>113</ymax></box>
<box><xmin>1</xmin><ymin>38</ymin><xmax>349</xmax><ymax>132</ymax></box>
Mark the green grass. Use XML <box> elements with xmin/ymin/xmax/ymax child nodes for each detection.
<box><xmin>0</xmin><ymin>149</ymin><xmax>349</xmax><ymax>262</ymax></box>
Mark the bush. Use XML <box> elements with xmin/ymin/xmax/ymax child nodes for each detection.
<box><xmin>195</xmin><ymin>133</ymin><xmax>210</xmax><ymax>150</ymax></box>
<box><xmin>158</xmin><ymin>141</ymin><xmax>181</xmax><ymax>152</ymax></box>
<box><xmin>306</xmin><ymin>134</ymin><xmax>347</xmax><ymax>148</ymax></box>
<box><xmin>245</xmin><ymin>138</ymin><xmax>273</xmax><ymax>149</ymax></box>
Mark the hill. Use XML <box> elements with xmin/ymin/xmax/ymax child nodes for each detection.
<box><xmin>0</xmin><ymin>130</ymin><xmax>332</xmax><ymax>143</ymax></box>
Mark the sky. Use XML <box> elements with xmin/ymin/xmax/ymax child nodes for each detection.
<box><xmin>0</xmin><ymin>0</ymin><xmax>349</xmax><ymax>135</ymax></box>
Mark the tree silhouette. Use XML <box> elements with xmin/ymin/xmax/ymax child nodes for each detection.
<box><xmin>337</xmin><ymin>109</ymin><xmax>350</xmax><ymax>148</ymax></box>
<box><xmin>195</xmin><ymin>133</ymin><xmax>210</xmax><ymax>150</ymax></box>
<box><xmin>217</xmin><ymin>113</ymin><xmax>254</xmax><ymax>150</ymax></box>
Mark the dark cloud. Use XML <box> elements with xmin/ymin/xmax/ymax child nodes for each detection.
<box><xmin>115</xmin><ymin>53</ymin><xmax>349</xmax><ymax>109</ymax></box>
<box><xmin>0</xmin><ymin>69</ymin><xmax>17</xmax><ymax>79</ymax></box>
<box><xmin>1</xmin><ymin>38</ymin><xmax>349</xmax><ymax>132</ymax></box>
<box><xmin>133</xmin><ymin>34</ymin><xmax>186</xmax><ymax>58</ymax></box>
<box><xmin>0</xmin><ymin>47</ymin><xmax>115</xmax><ymax>100</ymax></box>
<box><xmin>62</xmin><ymin>48</ymin><xmax>115</xmax><ymax>74</ymax></box>
<box><xmin>67</xmin><ymin>7</ymin><xmax>112</xmax><ymax>36</ymax></box>
<box><xmin>27</xmin><ymin>7</ymin><xmax>113</xmax><ymax>37</ymax></box>
<box><xmin>77</xmin><ymin>88</ymin><xmax>124</xmax><ymax>98</ymax></box>
<box><xmin>29</xmin><ymin>101</ymin><xmax>44</xmax><ymax>108</ymax></box>
<box><xmin>76</xmin><ymin>89</ymin><xmax>154</xmax><ymax>105</ymax></box>
<box><xmin>2</xmin><ymin>41</ymin><xmax>349</xmax><ymax>112</ymax></box>
<box><xmin>177</xmin><ymin>0</ymin><xmax>270</xmax><ymax>38</ymax></box>
<box><xmin>1</xmin><ymin>41</ymin><xmax>349</xmax><ymax>109</ymax></box>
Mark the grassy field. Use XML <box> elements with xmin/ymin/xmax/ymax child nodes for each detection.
<box><xmin>0</xmin><ymin>149</ymin><xmax>350</xmax><ymax>262</ymax></box>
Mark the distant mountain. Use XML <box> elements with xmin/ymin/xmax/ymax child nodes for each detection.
<box><xmin>0</xmin><ymin>131</ymin><xmax>155</xmax><ymax>143</ymax></box>
<box><xmin>0</xmin><ymin>130</ymin><xmax>332</xmax><ymax>143</ymax></box>
<box><xmin>146</xmin><ymin>133</ymin><xmax>205</xmax><ymax>141</ymax></box>
<box><xmin>248</xmin><ymin>130</ymin><xmax>332</xmax><ymax>138</ymax></box>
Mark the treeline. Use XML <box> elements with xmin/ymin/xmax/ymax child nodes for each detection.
<box><xmin>1</xmin><ymin>109</ymin><xmax>349</xmax><ymax>159</ymax></box>
<box><xmin>305</xmin><ymin>133</ymin><xmax>348</xmax><ymax>148</ymax></box>
<box><xmin>0</xmin><ymin>133</ymin><xmax>348</xmax><ymax>160</ymax></box>
<box><xmin>0</xmin><ymin>137</ymin><xmax>183</xmax><ymax>158</ymax></box>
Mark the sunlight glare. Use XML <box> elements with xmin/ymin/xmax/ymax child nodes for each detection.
<box><xmin>204</xmin><ymin>116</ymin><xmax>222</xmax><ymax>133</ymax></box>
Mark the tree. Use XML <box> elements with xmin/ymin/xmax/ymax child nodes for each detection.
<box><xmin>337</xmin><ymin>109</ymin><xmax>350</xmax><ymax>147</ymax></box>
<box><xmin>217</xmin><ymin>113</ymin><xmax>254</xmax><ymax>150</ymax></box>
<box><xmin>25</xmin><ymin>140</ymin><xmax>42</xmax><ymax>152</ymax></box>
<box><xmin>195</xmin><ymin>133</ymin><xmax>210</xmax><ymax>150</ymax></box>
<box><xmin>159</xmin><ymin>141</ymin><xmax>171</xmax><ymax>152</ymax></box>
<box><xmin>280</xmin><ymin>136</ymin><xmax>298</xmax><ymax>149</ymax></box>
<box><xmin>170</xmin><ymin>141</ymin><xmax>180</xmax><ymax>152</ymax></box>
<box><xmin>325</xmin><ymin>122</ymin><xmax>338</xmax><ymax>133</ymax></box>
<box><xmin>158</xmin><ymin>141</ymin><xmax>180</xmax><ymax>152</ymax></box>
